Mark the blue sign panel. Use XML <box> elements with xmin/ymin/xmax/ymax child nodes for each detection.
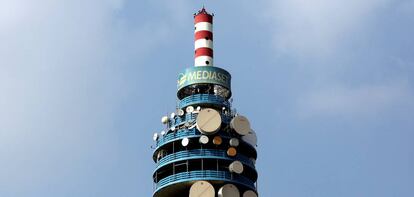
<box><xmin>177</xmin><ymin>66</ymin><xmax>231</xmax><ymax>90</ymax></box>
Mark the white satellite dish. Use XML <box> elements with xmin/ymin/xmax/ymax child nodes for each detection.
<box><xmin>218</xmin><ymin>184</ymin><xmax>240</xmax><ymax>197</ymax></box>
<box><xmin>161</xmin><ymin>116</ymin><xmax>169</xmax><ymax>124</ymax></box>
<box><xmin>152</xmin><ymin>133</ymin><xmax>159</xmax><ymax>141</ymax></box>
<box><xmin>170</xmin><ymin>126</ymin><xmax>176</xmax><ymax>132</ymax></box>
<box><xmin>181</xmin><ymin>137</ymin><xmax>189</xmax><ymax>147</ymax></box>
<box><xmin>242</xmin><ymin>129</ymin><xmax>257</xmax><ymax>147</ymax></box>
<box><xmin>196</xmin><ymin>108</ymin><xmax>221</xmax><ymax>135</ymax></box>
<box><xmin>177</xmin><ymin>109</ymin><xmax>185</xmax><ymax>116</ymax></box>
<box><xmin>160</xmin><ymin>130</ymin><xmax>166</xmax><ymax>136</ymax></box>
<box><xmin>170</xmin><ymin>112</ymin><xmax>176</xmax><ymax>119</ymax></box>
<box><xmin>186</xmin><ymin>106</ymin><xmax>194</xmax><ymax>113</ymax></box>
<box><xmin>229</xmin><ymin>138</ymin><xmax>240</xmax><ymax>147</ymax></box>
<box><xmin>243</xmin><ymin>190</ymin><xmax>258</xmax><ymax>197</ymax></box>
<box><xmin>189</xmin><ymin>181</ymin><xmax>215</xmax><ymax>197</ymax></box>
<box><xmin>196</xmin><ymin>106</ymin><xmax>201</xmax><ymax>111</ymax></box>
<box><xmin>229</xmin><ymin>160</ymin><xmax>244</xmax><ymax>174</ymax></box>
<box><xmin>199</xmin><ymin>135</ymin><xmax>209</xmax><ymax>144</ymax></box>
<box><xmin>230</xmin><ymin>115</ymin><xmax>251</xmax><ymax>135</ymax></box>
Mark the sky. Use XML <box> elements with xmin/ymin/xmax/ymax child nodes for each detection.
<box><xmin>0</xmin><ymin>0</ymin><xmax>413</xmax><ymax>196</ymax></box>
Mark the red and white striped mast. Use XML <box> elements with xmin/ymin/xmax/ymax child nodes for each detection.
<box><xmin>194</xmin><ymin>7</ymin><xmax>214</xmax><ymax>67</ymax></box>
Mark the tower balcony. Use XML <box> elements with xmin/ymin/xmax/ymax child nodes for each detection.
<box><xmin>153</xmin><ymin>170</ymin><xmax>256</xmax><ymax>196</ymax></box>
<box><xmin>178</xmin><ymin>94</ymin><xmax>230</xmax><ymax>110</ymax></box>
<box><xmin>154</xmin><ymin>149</ymin><xmax>256</xmax><ymax>171</ymax></box>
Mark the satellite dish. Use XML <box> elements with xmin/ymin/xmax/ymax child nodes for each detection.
<box><xmin>227</xmin><ymin>147</ymin><xmax>237</xmax><ymax>157</ymax></box>
<box><xmin>199</xmin><ymin>135</ymin><xmax>209</xmax><ymax>144</ymax></box>
<box><xmin>230</xmin><ymin>115</ymin><xmax>251</xmax><ymax>135</ymax></box>
<box><xmin>196</xmin><ymin>106</ymin><xmax>201</xmax><ymax>111</ymax></box>
<box><xmin>242</xmin><ymin>129</ymin><xmax>257</xmax><ymax>147</ymax></box>
<box><xmin>157</xmin><ymin>149</ymin><xmax>167</xmax><ymax>161</ymax></box>
<box><xmin>189</xmin><ymin>181</ymin><xmax>215</xmax><ymax>197</ymax></box>
<box><xmin>181</xmin><ymin>137</ymin><xmax>189</xmax><ymax>147</ymax></box>
<box><xmin>213</xmin><ymin>136</ymin><xmax>223</xmax><ymax>145</ymax></box>
<box><xmin>170</xmin><ymin>112</ymin><xmax>176</xmax><ymax>119</ymax></box>
<box><xmin>229</xmin><ymin>160</ymin><xmax>244</xmax><ymax>174</ymax></box>
<box><xmin>161</xmin><ymin>116</ymin><xmax>169</xmax><ymax>124</ymax></box>
<box><xmin>184</xmin><ymin>122</ymin><xmax>190</xmax><ymax>128</ymax></box>
<box><xmin>243</xmin><ymin>190</ymin><xmax>258</xmax><ymax>197</ymax></box>
<box><xmin>177</xmin><ymin>109</ymin><xmax>185</xmax><ymax>116</ymax></box>
<box><xmin>196</xmin><ymin>108</ymin><xmax>221</xmax><ymax>135</ymax></box>
<box><xmin>170</xmin><ymin>126</ymin><xmax>176</xmax><ymax>132</ymax></box>
<box><xmin>186</xmin><ymin>106</ymin><xmax>194</xmax><ymax>113</ymax></box>
<box><xmin>229</xmin><ymin>138</ymin><xmax>239</xmax><ymax>147</ymax></box>
<box><xmin>160</xmin><ymin>130</ymin><xmax>166</xmax><ymax>136</ymax></box>
<box><xmin>218</xmin><ymin>184</ymin><xmax>240</xmax><ymax>197</ymax></box>
<box><xmin>250</xmin><ymin>158</ymin><xmax>256</xmax><ymax>165</ymax></box>
<box><xmin>152</xmin><ymin>133</ymin><xmax>159</xmax><ymax>141</ymax></box>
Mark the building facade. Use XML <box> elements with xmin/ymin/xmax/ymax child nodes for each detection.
<box><xmin>152</xmin><ymin>8</ymin><xmax>259</xmax><ymax>197</ymax></box>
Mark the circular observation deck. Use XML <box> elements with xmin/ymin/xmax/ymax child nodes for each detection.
<box><xmin>152</xmin><ymin>128</ymin><xmax>258</xmax><ymax>161</ymax></box>
<box><xmin>155</xmin><ymin>149</ymin><xmax>255</xmax><ymax>170</ymax></box>
<box><xmin>153</xmin><ymin>170</ymin><xmax>256</xmax><ymax>197</ymax></box>
<box><xmin>167</xmin><ymin>109</ymin><xmax>232</xmax><ymax>130</ymax></box>
<box><xmin>178</xmin><ymin>94</ymin><xmax>230</xmax><ymax>110</ymax></box>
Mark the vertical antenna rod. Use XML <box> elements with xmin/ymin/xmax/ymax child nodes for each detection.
<box><xmin>194</xmin><ymin>7</ymin><xmax>213</xmax><ymax>66</ymax></box>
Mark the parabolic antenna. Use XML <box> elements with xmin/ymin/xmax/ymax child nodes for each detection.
<box><xmin>250</xmin><ymin>158</ymin><xmax>256</xmax><ymax>165</ymax></box>
<box><xmin>213</xmin><ymin>136</ymin><xmax>222</xmax><ymax>145</ymax></box>
<box><xmin>177</xmin><ymin>109</ymin><xmax>185</xmax><ymax>116</ymax></box>
<box><xmin>170</xmin><ymin>112</ymin><xmax>176</xmax><ymax>119</ymax></box>
<box><xmin>227</xmin><ymin>147</ymin><xmax>237</xmax><ymax>157</ymax></box>
<box><xmin>184</xmin><ymin>122</ymin><xmax>190</xmax><ymax>128</ymax></box>
<box><xmin>243</xmin><ymin>190</ymin><xmax>258</xmax><ymax>197</ymax></box>
<box><xmin>242</xmin><ymin>129</ymin><xmax>257</xmax><ymax>147</ymax></box>
<box><xmin>229</xmin><ymin>160</ymin><xmax>244</xmax><ymax>174</ymax></box>
<box><xmin>196</xmin><ymin>108</ymin><xmax>221</xmax><ymax>135</ymax></box>
<box><xmin>230</xmin><ymin>115</ymin><xmax>251</xmax><ymax>135</ymax></box>
<box><xmin>152</xmin><ymin>133</ymin><xmax>159</xmax><ymax>141</ymax></box>
<box><xmin>189</xmin><ymin>181</ymin><xmax>215</xmax><ymax>197</ymax></box>
<box><xmin>199</xmin><ymin>135</ymin><xmax>209</xmax><ymax>144</ymax></box>
<box><xmin>229</xmin><ymin>138</ymin><xmax>239</xmax><ymax>147</ymax></box>
<box><xmin>218</xmin><ymin>184</ymin><xmax>240</xmax><ymax>197</ymax></box>
<box><xmin>186</xmin><ymin>106</ymin><xmax>194</xmax><ymax>113</ymax></box>
<box><xmin>161</xmin><ymin>116</ymin><xmax>169</xmax><ymax>124</ymax></box>
<box><xmin>181</xmin><ymin>137</ymin><xmax>189</xmax><ymax>147</ymax></box>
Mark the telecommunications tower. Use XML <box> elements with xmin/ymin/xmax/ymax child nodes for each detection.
<box><xmin>152</xmin><ymin>8</ymin><xmax>259</xmax><ymax>197</ymax></box>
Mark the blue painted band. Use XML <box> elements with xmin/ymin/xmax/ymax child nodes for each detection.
<box><xmin>178</xmin><ymin>94</ymin><xmax>230</xmax><ymax>109</ymax></box>
<box><xmin>153</xmin><ymin>170</ymin><xmax>256</xmax><ymax>194</ymax></box>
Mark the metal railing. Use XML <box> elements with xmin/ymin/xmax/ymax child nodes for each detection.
<box><xmin>154</xmin><ymin>170</ymin><xmax>256</xmax><ymax>192</ymax></box>
<box><xmin>178</xmin><ymin>94</ymin><xmax>230</xmax><ymax>109</ymax></box>
<box><xmin>155</xmin><ymin>149</ymin><xmax>255</xmax><ymax>169</ymax></box>
<box><xmin>155</xmin><ymin>128</ymin><xmax>198</xmax><ymax>147</ymax></box>
<box><xmin>168</xmin><ymin>109</ymin><xmax>232</xmax><ymax>127</ymax></box>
